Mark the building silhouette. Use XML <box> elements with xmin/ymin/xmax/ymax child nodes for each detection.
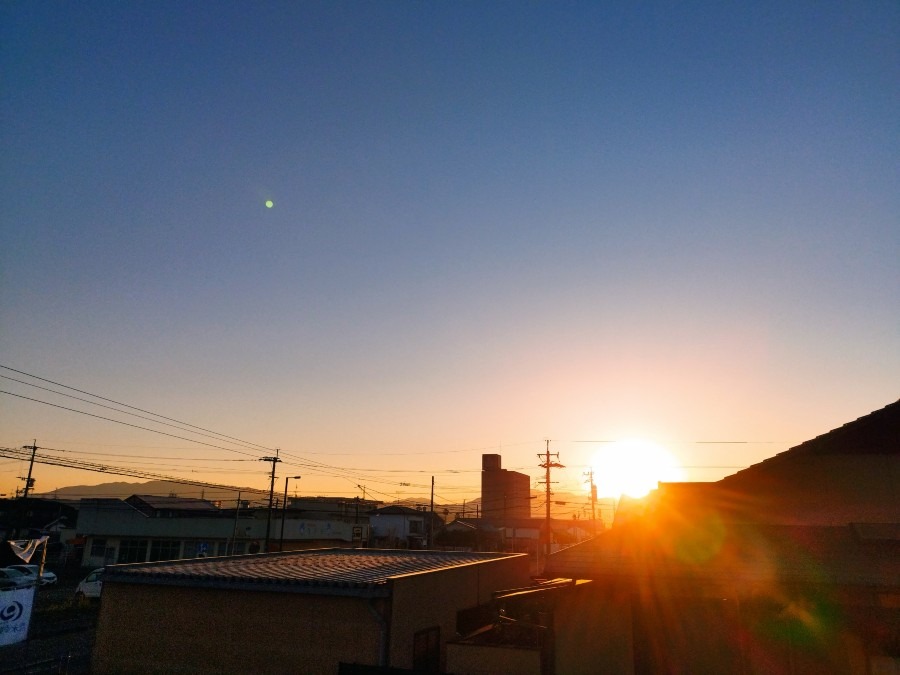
<box><xmin>480</xmin><ymin>454</ymin><xmax>531</xmax><ymax>521</ymax></box>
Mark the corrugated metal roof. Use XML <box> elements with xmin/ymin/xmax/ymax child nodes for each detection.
<box><xmin>104</xmin><ymin>548</ymin><xmax>521</xmax><ymax>597</ymax></box>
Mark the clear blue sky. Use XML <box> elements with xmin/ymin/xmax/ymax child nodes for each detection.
<box><xmin>1</xmin><ymin>2</ymin><xmax>897</xmax><ymax>505</ymax></box>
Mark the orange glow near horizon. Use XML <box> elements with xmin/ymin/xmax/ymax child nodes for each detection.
<box><xmin>592</xmin><ymin>438</ymin><xmax>686</xmax><ymax>498</ymax></box>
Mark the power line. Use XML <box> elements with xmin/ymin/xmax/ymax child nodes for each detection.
<box><xmin>0</xmin><ymin>390</ymin><xmax>261</xmax><ymax>459</ymax></box>
<box><xmin>0</xmin><ymin>364</ymin><xmax>276</xmax><ymax>453</ymax></box>
<box><xmin>563</xmin><ymin>439</ymin><xmax>787</xmax><ymax>445</ymax></box>
<box><xmin>39</xmin><ymin>447</ymin><xmax>257</xmax><ymax>462</ymax></box>
<box><xmin>0</xmin><ymin>446</ymin><xmax>270</xmax><ymax>496</ymax></box>
<box><xmin>1</xmin><ymin>373</ymin><xmax>272</xmax><ymax>453</ymax></box>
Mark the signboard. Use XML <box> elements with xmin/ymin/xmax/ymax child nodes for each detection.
<box><xmin>352</xmin><ymin>526</ymin><xmax>363</xmax><ymax>541</ymax></box>
<box><xmin>0</xmin><ymin>586</ymin><xmax>36</xmax><ymax>646</ymax></box>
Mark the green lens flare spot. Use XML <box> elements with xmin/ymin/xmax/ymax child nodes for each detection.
<box><xmin>265</xmin><ymin>200</ymin><xmax>274</xmax><ymax>208</ymax></box>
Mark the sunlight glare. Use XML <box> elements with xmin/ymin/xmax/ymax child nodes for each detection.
<box><xmin>592</xmin><ymin>438</ymin><xmax>685</xmax><ymax>498</ymax></box>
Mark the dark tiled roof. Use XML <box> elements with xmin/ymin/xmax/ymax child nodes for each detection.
<box><xmin>701</xmin><ymin>400</ymin><xmax>900</xmax><ymax>525</ymax></box>
<box><xmin>104</xmin><ymin>548</ymin><xmax>520</xmax><ymax>597</ymax></box>
<box><xmin>545</xmin><ymin>522</ymin><xmax>899</xmax><ymax>588</ymax></box>
<box><xmin>727</xmin><ymin>400</ymin><xmax>900</xmax><ymax>478</ymax></box>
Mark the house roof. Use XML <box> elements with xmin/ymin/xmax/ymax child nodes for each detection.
<box><xmin>453</xmin><ymin>516</ymin><xmax>572</xmax><ymax>532</ymax></box>
<box><xmin>651</xmin><ymin>400</ymin><xmax>900</xmax><ymax>526</ymax></box>
<box><xmin>103</xmin><ymin>548</ymin><xmax>523</xmax><ymax>598</ymax></box>
<box><xmin>544</xmin><ymin>522</ymin><xmax>900</xmax><ymax>589</ymax></box>
<box><xmin>723</xmin><ymin>399</ymin><xmax>900</xmax><ymax>482</ymax></box>
<box><xmin>126</xmin><ymin>495</ymin><xmax>220</xmax><ymax>511</ymax></box>
<box><xmin>370</xmin><ymin>505</ymin><xmax>426</xmax><ymax>516</ymax></box>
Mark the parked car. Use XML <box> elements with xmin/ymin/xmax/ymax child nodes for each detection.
<box><xmin>0</xmin><ymin>577</ymin><xmax>19</xmax><ymax>590</ymax></box>
<box><xmin>0</xmin><ymin>567</ymin><xmax>34</xmax><ymax>588</ymax></box>
<box><xmin>74</xmin><ymin>568</ymin><xmax>104</xmax><ymax>600</ymax></box>
<box><xmin>6</xmin><ymin>564</ymin><xmax>58</xmax><ymax>586</ymax></box>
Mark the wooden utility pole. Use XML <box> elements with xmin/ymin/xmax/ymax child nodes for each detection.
<box><xmin>229</xmin><ymin>491</ymin><xmax>242</xmax><ymax>555</ymax></box>
<box><xmin>585</xmin><ymin>468</ymin><xmax>598</xmax><ymax>536</ymax></box>
<box><xmin>259</xmin><ymin>450</ymin><xmax>281</xmax><ymax>552</ymax></box>
<box><xmin>538</xmin><ymin>440</ymin><xmax>564</xmax><ymax>557</ymax></box>
<box><xmin>428</xmin><ymin>476</ymin><xmax>435</xmax><ymax>550</ymax></box>
<box><xmin>21</xmin><ymin>440</ymin><xmax>38</xmax><ymax>498</ymax></box>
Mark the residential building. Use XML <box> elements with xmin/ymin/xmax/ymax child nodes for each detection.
<box><xmin>480</xmin><ymin>454</ymin><xmax>532</xmax><ymax>520</ymax></box>
<box><xmin>369</xmin><ymin>505</ymin><xmax>437</xmax><ymax>549</ymax></box>
<box><xmin>77</xmin><ymin>494</ymin><xmax>372</xmax><ymax>567</ymax></box>
<box><xmin>91</xmin><ymin>548</ymin><xmax>530</xmax><ymax>674</ymax></box>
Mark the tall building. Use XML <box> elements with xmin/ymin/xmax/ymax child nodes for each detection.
<box><xmin>480</xmin><ymin>454</ymin><xmax>531</xmax><ymax>521</ymax></box>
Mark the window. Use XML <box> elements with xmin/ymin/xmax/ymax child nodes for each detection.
<box><xmin>183</xmin><ymin>541</ymin><xmax>215</xmax><ymax>558</ymax></box>
<box><xmin>409</xmin><ymin>519</ymin><xmax>423</xmax><ymax>535</ymax></box>
<box><xmin>90</xmin><ymin>538</ymin><xmax>107</xmax><ymax>557</ymax></box>
<box><xmin>413</xmin><ymin>626</ymin><xmax>440</xmax><ymax>673</ymax></box>
<box><xmin>117</xmin><ymin>539</ymin><xmax>148</xmax><ymax>564</ymax></box>
<box><xmin>149</xmin><ymin>540</ymin><xmax>181</xmax><ymax>562</ymax></box>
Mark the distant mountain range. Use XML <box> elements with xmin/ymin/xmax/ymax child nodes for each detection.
<box><xmin>35</xmin><ymin>480</ymin><xmax>275</xmax><ymax>506</ymax></box>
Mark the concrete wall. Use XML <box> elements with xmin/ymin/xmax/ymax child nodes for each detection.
<box><xmin>481</xmin><ymin>469</ymin><xmax>531</xmax><ymax>520</ymax></box>
<box><xmin>389</xmin><ymin>554</ymin><xmax>531</xmax><ymax>671</ymax></box>
<box><xmin>554</xmin><ymin>583</ymin><xmax>634</xmax><ymax>675</ymax></box>
<box><xmin>92</xmin><ymin>583</ymin><xmax>382</xmax><ymax>675</ymax></box>
<box><xmin>445</xmin><ymin>643</ymin><xmax>541</xmax><ymax>675</ymax></box>
<box><xmin>370</xmin><ymin>513</ymin><xmax>424</xmax><ymax>544</ymax></box>
<box><xmin>551</xmin><ymin>580</ymin><xmax>874</xmax><ymax>675</ymax></box>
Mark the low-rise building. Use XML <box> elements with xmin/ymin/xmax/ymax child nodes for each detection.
<box><xmin>369</xmin><ymin>505</ymin><xmax>434</xmax><ymax>548</ymax></box>
<box><xmin>92</xmin><ymin>548</ymin><xmax>530</xmax><ymax>674</ymax></box>
<box><xmin>77</xmin><ymin>494</ymin><xmax>372</xmax><ymax>567</ymax></box>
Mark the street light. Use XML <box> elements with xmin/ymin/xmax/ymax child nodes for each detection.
<box><xmin>279</xmin><ymin>476</ymin><xmax>301</xmax><ymax>552</ymax></box>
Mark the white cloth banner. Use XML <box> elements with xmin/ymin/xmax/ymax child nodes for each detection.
<box><xmin>0</xmin><ymin>586</ymin><xmax>35</xmax><ymax>646</ymax></box>
<box><xmin>8</xmin><ymin>536</ymin><xmax>49</xmax><ymax>563</ymax></box>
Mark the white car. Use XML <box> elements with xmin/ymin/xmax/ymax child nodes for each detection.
<box><xmin>0</xmin><ymin>567</ymin><xmax>34</xmax><ymax>588</ymax></box>
<box><xmin>6</xmin><ymin>564</ymin><xmax>58</xmax><ymax>586</ymax></box>
<box><xmin>74</xmin><ymin>568</ymin><xmax>104</xmax><ymax>600</ymax></box>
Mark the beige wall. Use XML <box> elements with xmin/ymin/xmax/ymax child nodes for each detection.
<box><xmin>92</xmin><ymin>555</ymin><xmax>530</xmax><ymax>674</ymax></box>
<box><xmin>389</xmin><ymin>554</ymin><xmax>531</xmax><ymax>671</ymax></box>
<box><xmin>553</xmin><ymin>583</ymin><xmax>634</xmax><ymax>675</ymax></box>
<box><xmin>446</xmin><ymin>643</ymin><xmax>541</xmax><ymax>675</ymax></box>
<box><xmin>553</xmin><ymin>580</ymin><xmax>873</xmax><ymax>675</ymax></box>
<box><xmin>93</xmin><ymin>583</ymin><xmax>381</xmax><ymax>675</ymax></box>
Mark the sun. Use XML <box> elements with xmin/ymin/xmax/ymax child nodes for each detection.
<box><xmin>591</xmin><ymin>438</ymin><xmax>685</xmax><ymax>498</ymax></box>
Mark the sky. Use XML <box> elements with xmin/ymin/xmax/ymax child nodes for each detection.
<box><xmin>1</xmin><ymin>2</ymin><xmax>898</xmax><ymax>514</ymax></box>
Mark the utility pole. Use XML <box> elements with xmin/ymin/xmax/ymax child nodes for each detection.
<box><xmin>280</xmin><ymin>475</ymin><xmax>300</xmax><ymax>552</ymax></box>
<box><xmin>259</xmin><ymin>450</ymin><xmax>281</xmax><ymax>552</ymax></box>
<box><xmin>21</xmin><ymin>440</ymin><xmax>38</xmax><ymax>498</ymax></box>
<box><xmin>428</xmin><ymin>476</ymin><xmax>434</xmax><ymax>550</ymax></box>
<box><xmin>584</xmin><ymin>468</ymin><xmax>598</xmax><ymax>536</ymax></box>
<box><xmin>229</xmin><ymin>491</ymin><xmax>242</xmax><ymax>555</ymax></box>
<box><xmin>538</xmin><ymin>440</ymin><xmax>564</xmax><ymax>558</ymax></box>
